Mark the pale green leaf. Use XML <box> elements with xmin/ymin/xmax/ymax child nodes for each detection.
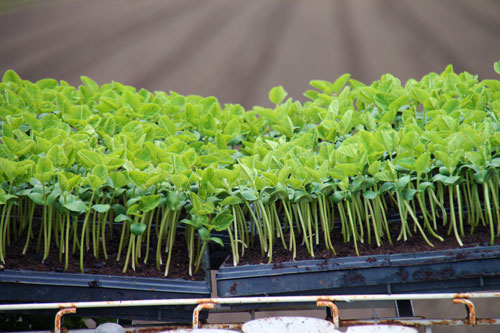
<box><xmin>269</xmin><ymin>86</ymin><xmax>288</xmax><ymax>105</ymax></box>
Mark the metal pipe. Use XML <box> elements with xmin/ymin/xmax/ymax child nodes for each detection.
<box><xmin>192</xmin><ymin>302</ymin><xmax>215</xmax><ymax>328</ymax></box>
<box><xmin>453</xmin><ymin>298</ymin><xmax>476</xmax><ymax>326</ymax></box>
<box><xmin>54</xmin><ymin>308</ymin><xmax>76</xmax><ymax>333</ymax></box>
<box><xmin>0</xmin><ymin>292</ymin><xmax>499</xmax><ymax>311</ymax></box>
<box><xmin>339</xmin><ymin>318</ymin><xmax>500</xmax><ymax>327</ymax></box>
<box><xmin>317</xmin><ymin>300</ymin><xmax>339</xmax><ymax>328</ymax></box>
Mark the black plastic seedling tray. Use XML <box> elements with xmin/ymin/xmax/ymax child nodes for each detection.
<box><xmin>216</xmin><ymin>244</ymin><xmax>500</xmax><ymax>297</ymax></box>
<box><xmin>0</xmin><ymin>269</ymin><xmax>211</xmax><ymax>322</ymax></box>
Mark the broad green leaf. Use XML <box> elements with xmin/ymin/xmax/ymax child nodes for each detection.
<box><xmin>472</xmin><ymin>171</ymin><xmax>487</xmax><ymax>184</ymax></box>
<box><xmin>411</xmin><ymin>87</ymin><xmax>429</xmax><ymax>104</ymax></box>
<box><xmin>109</xmin><ymin>171</ymin><xmax>127</xmax><ymax>188</ymax></box>
<box><xmin>3</xmin><ymin>70</ymin><xmax>22</xmax><ymax>85</ymax></box>
<box><xmin>418</xmin><ymin>182</ymin><xmax>435</xmax><ymax>192</ymax></box>
<box><xmin>64</xmin><ymin>200</ymin><xmax>88</xmax><ymax>213</ymax></box>
<box><xmin>128</xmin><ymin>170</ymin><xmax>147</xmax><ymax>188</ymax></box>
<box><xmin>401</xmin><ymin>188</ymin><xmax>417</xmax><ymax>201</ymax></box>
<box><xmin>414</xmin><ymin>153</ymin><xmax>430</xmax><ymax>174</ymax></box>
<box><xmin>112</xmin><ymin>204</ymin><xmax>127</xmax><ymax>215</ymax></box>
<box><xmin>434</xmin><ymin>151</ymin><xmax>451</xmax><ymax>169</ymax></box>
<box><xmin>47</xmin><ymin>145</ymin><xmax>68</xmax><ymax>167</ymax></box>
<box><xmin>240</xmin><ymin>188</ymin><xmax>258</xmax><ymax>201</ymax></box>
<box><xmin>140</xmin><ymin>194</ymin><xmax>161</xmax><ymax>212</ymax></box>
<box><xmin>0</xmin><ymin>189</ymin><xmax>6</xmax><ymax>205</ymax></box>
<box><xmin>221</xmin><ymin>195</ymin><xmax>243</xmax><ymax>206</ymax></box>
<box><xmin>122</xmin><ymin>90</ymin><xmax>140</xmax><ymax>109</ymax></box>
<box><xmin>332</xmin><ymin>74</ymin><xmax>351</xmax><ymax>93</ymax></box>
<box><xmin>28</xmin><ymin>192</ymin><xmax>44</xmax><ymax>205</ymax></box>
<box><xmin>433</xmin><ymin>174</ymin><xmax>461</xmax><ymax>185</ymax></box>
<box><xmin>158</xmin><ymin>116</ymin><xmax>177</xmax><ymax>135</ymax></box>
<box><xmin>170</xmin><ymin>173</ymin><xmax>188</xmax><ymax>188</ymax></box>
<box><xmin>36</xmin><ymin>158</ymin><xmax>52</xmax><ymax>175</ymax></box>
<box><xmin>78</xmin><ymin>149</ymin><xmax>102</xmax><ymax>168</ymax></box>
<box><xmin>310</xmin><ymin>80</ymin><xmax>332</xmax><ymax>94</ymax></box>
<box><xmin>494</xmin><ymin>61</ymin><xmax>500</xmax><ymax>75</ymax></box>
<box><xmin>126</xmin><ymin>203</ymin><xmax>140</xmax><ymax>216</ymax></box>
<box><xmin>0</xmin><ymin>158</ymin><xmax>16</xmax><ymax>179</ymax></box>
<box><xmin>368</xmin><ymin>161</ymin><xmax>381</xmax><ymax>176</ymax></box>
<box><xmin>212</xmin><ymin>213</ymin><xmax>234</xmax><ymax>231</ymax></box>
<box><xmin>181</xmin><ymin>218</ymin><xmax>202</xmax><ymax>229</ymax></box>
<box><xmin>363</xmin><ymin>190</ymin><xmax>378</xmax><ymax>200</ymax></box>
<box><xmin>80</xmin><ymin>76</ymin><xmax>99</xmax><ymax>92</ymax></box>
<box><xmin>464</xmin><ymin>151</ymin><xmax>484</xmax><ymax>167</ymax></box>
<box><xmin>400</xmin><ymin>131</ymin><xmax>419</xmax><ymax>151</ymax></box>
<box><xmin>379</xmin><ymin>182</ymin><xmax>395</xmax><ymax>193</ymax></box>
<box><xmin>35</xmin><ymin>158</ymin><xmax>53</xmax><ymax>183</ymax></box>
<box><xmin>395</xmin><ymin>175</ymin><xmax>411</xmax><ymax>190</ymax></box>
<box><xmin>139</xmin><ymin>103</ymin><xmax>160</xmax><ymax>118</ymax></box>
<box><xmin>130</xmin><ymin>223</ymin><xmax>147</xmax><ymax>236</ymax></box>
<box><xmin>209</xmin><ymin>236</ymin><xmax>224</xmax><ymax>247</ymax></box>
<box><xmin>331</xmin><ymin>191</ymin><xmax>345</xmax><ymax>204</ymax></box>
<box><xmin>190</xmin><ymin>192</ymin><xmax>204</xmax><ymax>214</ymax></box>
<box><xmin>92</xmin><ymin>165</ymin><xmax>108</xmax><ymax>184</ymax></box>
<box><xmin>269</xmin><ymin>86</ymin><xmax>288</xmax><ymax>105</ymax></box>
<box><xmin>198</xmin><ymin>227</ymin><xmax>210</xmax><ymax>242</ymax></box>
<box><xmin>374</xmin><ymin>92</ymin><xmax>396</xmax><ymax>110</ymax></box>
<box><xmin>46</xmin><ymin>191</ymin><xmax>59</xmax><ymax>206</ymax></box>
<box><xmin>115</xmin><ymin>214</ymin><xmax>132</xmax><ymax>222</ymax></box>
<box><xmin>224</xmin><ymin>118</ymin><xmax>241</xmax><ymax>137</ymax></box>
<box><xmin>166</xmin><ymin>191</ymin><xmax>179</xmax><ymax>210</ymax></box>
<box><xmin>102</xmin><ymin>118</ymin><xmax>116</xmax><ymax>136</ymax></box>
<box><xmin>36</xmin><ymin>78</ymin><xmax>58</xmax><ymax>90</ymax></box>
<box><xmin>88</xmin><ymin>174</ymin><xmax>103</xmax><ymax>189</ymax></box>
<box><xmin>92</xmin><ymin>204</ymin><xmax>110</xmax><ymax>213</ymax></box>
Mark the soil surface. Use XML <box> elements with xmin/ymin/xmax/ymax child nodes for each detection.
<box><xmin>3</xmin><ymin>226</ymin><xmax>205</xmax><ymax>280</ymax></box>
<box><xmin>236</xmin><ymin>223</ymin><xmax>500</xmax><ymax>266</ymax></box>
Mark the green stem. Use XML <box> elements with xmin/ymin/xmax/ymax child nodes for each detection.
<box><xmin>122</xmin><ymin>234</ymin><xmax>136</xmax><ymax>273</ymax></box>
<box><xmin>142</xmin><ymin>210</ymin><xmax>155</xmax><ymax>264</ymax></box>
<box><xmin>245</xmin><ymin>201</ymin><xmax>266</xmax><ymax>255</ymax></box>
<box><xmin>79</xmin><ymin>191</ymin><xmax>95</xmax><ymax>273</ymax></box>
<box><xmin>65</xmin><ymin>213</ymin><xmax>71</xmax><ymax>271</ymax></box>
<box><xmin>164</xmin><ymin>210</ymin><xmax>179</xmax><ymax>277</ymax></box>
<box><xmin>484</xmin><ymin>182</ymin><xmax>495</xmax><ymax>245</ymax></box>
<box><xmin>22</xmin><ymin>200</ymin><xmax>36</xmax><ymax>255</ymax></box>
<box><xmin>487</xmin><ymin>178</ymin><xmax>500</xmax><ymax>236</ymax></box>
<box><xmin>448</xmin><ymin>186</ymin><xmax>463</xmax><ymax>247</ymax></box>
<box><xmin>193</xmin><ymin>241</ymin><xmax>208</xmax><ymax>274</ymax></box>
<box><xmin>156</xmin><ymin>208</ymin><xmax>169</xmax><ymax>270</ymax></box>
<box><xmin>282</xmin><ymin>199</ymin><xmax>296</xmax><ymax>259</ymax></box>
<box><xmin>403</xmin><ymin>201</ymin><xmax>434</xmax><ymax>247</ymax></box>
<box><xmin>365</xmin><ymin>198</ymin><xmax>380</xmax><ymax>247</ymax></box>
<box><xmin>257</xmin><ymin>200</ymin><xmax>273</xmax><ymax>262</ymax></box>
<box><xmin>346</xmin><ymin>201</ymin><xmax>359</xmax><ymax>256</ymax></box>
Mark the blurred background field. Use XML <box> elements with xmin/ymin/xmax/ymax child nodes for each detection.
<box><xmin>1</xmin><ymin>0</ymin><xmax>499</xmax><ymax>108</ymax></box>
<box><xmin>1</xmin><ymin>0</ymin><xmax>500</xmax><ymax>332</ymax></box>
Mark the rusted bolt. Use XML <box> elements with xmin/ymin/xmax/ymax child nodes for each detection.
<box><xmin>192</xmin><ymin>302</ymin><xmax>215</xmax><ymax>328</ymax></box>
<box><xmin>54</xmin><ymin>307</ymin><xmax>76</xmax><ymax>333</ymax></box>
<box><xmin>453</xmin><ymin>298</ymin><xmax>476</xmax><ymax>326</ymax></box>
<box><xmin>317</xmin><ymin>300</ymin><xmax>339</xmax><ymax>328</ymax></box>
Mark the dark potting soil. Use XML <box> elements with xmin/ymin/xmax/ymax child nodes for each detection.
<box><xmin>3</xmin><ymin>227</ymin><xmax>205</xmax><ymax>281</ymax></box>
<box><xmin>237</xmin><ymin>223</ymin><xmax>500</xmax><ymax>266</ymax></box>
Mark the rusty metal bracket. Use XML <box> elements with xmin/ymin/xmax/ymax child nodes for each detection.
<box><xmin>54</xmin><ymin>307</ymin><xmax>76</xmax><ymax>333</ymax></box>
<box><xmin>193</xmin><ymin>302</ymin><xmax>215</xmax><ymax>328</ymax></box>
<box><xmin>317</xmin><ymin>299</ymin><xmax>339</xmax><ymax>328</ymax></box>
<box><xmin>453</xmin><ymin>298</ymin><xmax>476</xmax><ymax>326</ymax></box>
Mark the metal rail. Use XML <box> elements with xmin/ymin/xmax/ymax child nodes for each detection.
<box><xmin>0</xmin><ymin>292</ymin><xmax>499</xmax><ymax>332</ymax></box>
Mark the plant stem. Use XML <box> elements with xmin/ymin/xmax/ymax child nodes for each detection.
<box><xmin>448</xmin><ymin>186</ymin><xmax>463</xmax><ymax>247</ymax></box>
<box><xmin>79</xmin><ymin>191</ymin><xmax>95</xmax><ymax>273</ymax></box>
